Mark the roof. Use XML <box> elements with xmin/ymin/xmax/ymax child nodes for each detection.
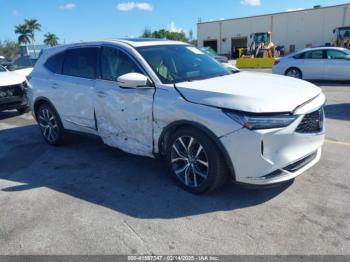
<box><xmin>198</xmin><ymin>3</ymin><xmax>350</xmax><ymax>25</ymax></box>
<box><xmin>104</xmin><ymin>38</ymin><xmax>188</xmax><ymax>47</ymax></box>
<box><xmin>298</xmin><ymin>46</ymin><xmax>350</xmax><ymax>52</ymax></box>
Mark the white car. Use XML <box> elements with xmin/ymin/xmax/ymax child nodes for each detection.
<box><xmin>273</xmin><ymin>47</ymin><xmax>350</xmax><ymax>80</ymax></box>
<box><xmin>0</xmin><ymin>65</ymin><xmax>29</xmax><ymax>113</ymax></box>
<box><xmin>28</xmin><ymin>39</ymin><xmax>325</xmax><ymax>193</ymax></box>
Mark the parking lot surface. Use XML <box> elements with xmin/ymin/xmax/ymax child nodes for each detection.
<box><xmin>0</xmin><ymin>79</ymin><xmax>349</xmax><ymax>255</ymax></box>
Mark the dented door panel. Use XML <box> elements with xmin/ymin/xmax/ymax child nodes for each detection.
<box><xmin>94</xmin><ymin>79</ymin><xmax>155</xmax><ymax>157</ymax></box>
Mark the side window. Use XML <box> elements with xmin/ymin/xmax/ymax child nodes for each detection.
<box><xmin>44</xmin><ymin>52</ymin><xmax>65</xmax><ymax>74</ymax></box>
<box><xmin>327</xmin><ymin>50</ymin><xmax>346</xmax><ymax>59</ymax></box>
<box><xmin>304</xmin><ymin>50</ymin><xmax>324</xmax><ymax>59</ymax></box>
<box><xmin>293</xmin><ymin>53</ymin><xmax>304</xmax><ymax>59</ymax></box>
<box><xmin>100</xmin><ymin>47</ymin><xmax>141</xmax><ymax>81</ymax></box>
<box><xmin>62</xmin><ymin>48</ymin><xmax>98</xmax><ymax>79</ymax></box>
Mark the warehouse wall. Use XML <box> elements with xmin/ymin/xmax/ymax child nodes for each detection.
<box><xmin>197</xmin><ymin>4</ymin><xmax>350</xmax><ymax>56</ymax></box>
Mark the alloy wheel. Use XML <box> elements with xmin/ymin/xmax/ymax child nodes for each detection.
<box><xmin>286</xmin><ymin>68</ymin><xmax>301</xmax><ymax>79</ymax></box>
<box><xmin>170</xmin><ymin>136</ymin><xmax>209</xmax><ymax>188</ymax></box>
<box><xmin>38</xmin><ymin>108</ymin><xmax>59</xmax><ymax>143</ymax></box>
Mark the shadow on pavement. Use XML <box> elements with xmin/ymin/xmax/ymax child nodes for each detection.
<box><xmin>0</xmin><ymin>110</ymin><xmax>21</xmax><ymax>120</ymax></box>
<box><xmin>311</xmin><ymin>80</ymin><xmax>350</xmax><ymax>87</ymax></box>
<box><xmin>324</xmin><ymin>103</ymin><xmax>350</xmax><ymax>121</ymax></box>
<box><xmin>0</xmin><ymin>125</ymin><xmax>291</xmax><ymax>219</ymax></box>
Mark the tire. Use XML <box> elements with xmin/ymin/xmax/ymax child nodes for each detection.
<box><xmin>17</xmin><ymin>106</ymin><xmax>30</xmax><ymax>114</ymax></box>
<box><xmin>285</xmin><ymin>67</ymin><xmax>302</xmax><ymax>79</ymax></box>
<box><xmin>36</xmin><ymin>103</ymin><xmax>64</xmax><ymax>146</ymax></box>
<box><xmin>166</xmin><ymin>127</ymin><xmax>228</xmax><ymax>194</ymax></box>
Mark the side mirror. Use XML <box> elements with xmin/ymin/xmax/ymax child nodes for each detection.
<box><xmin>117</xmin><ymin>73</ymin><xmax>152</xmax><ymax>88</ymax></box>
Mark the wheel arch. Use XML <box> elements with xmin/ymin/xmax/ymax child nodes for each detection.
<box><xmin>33</xmin><ymin>97</ymin><xmax>61</xmax><ymax>122</ymax></box>
<box><xmin>157</xmin><ymin>120</ymin><xmax>236</xmax><ymax>180</ymax></box>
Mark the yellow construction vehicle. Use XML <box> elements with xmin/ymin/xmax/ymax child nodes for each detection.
<box><xmin>333</xmin><ymin>27</ymin><xmax>350</xmax><ymax>49</ymax></box>
<box><xmin>236</xmin><ymin>32</ymin><xmax>277</xmax><ymax>69</ymax></box>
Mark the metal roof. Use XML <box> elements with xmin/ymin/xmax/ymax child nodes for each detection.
<box><xmin>198</xmin><ymin>3</ymin><xmax>350</xmax><ymax>25</ymax></box>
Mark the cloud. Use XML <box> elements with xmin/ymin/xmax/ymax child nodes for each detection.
<box><xmin>286</xmin><ymin>7</ymin><xmax>305</xmax><ymax>12</ymax></box>
<box><xmin>240</xmin><ymin>0</ymin><xmax>261</xmax><ymax>6</ymax></box>
<box><xmin>59</xmin><ymin>3</ymin><xmax>76</xmax><ymax>10</ymax></box>
<box><xmin>116</xmin><ymin>2</ymin><xmax>153</xmax><ymax>11</ymax></box>
<box><xmin>12</xmin><ymin>9</ymin><xmax>19</xmax><ymax>16</ymax></box>
<box><xmin>167</xmin><ymin>22</ymin><xmax>188</xmax><ymax>35</ymax></box>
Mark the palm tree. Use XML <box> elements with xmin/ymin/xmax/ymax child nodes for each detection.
<box><xmin>14</xmin><ymin>24</ymin><xmax>31</xmax><ymax>46</ymax></box>
<box><xmin>44</xmin><ymin>33</ymin><xmax>59</xmax><ymax>47</ymax></box>
<box><xmin>24</xmin><ymin>19</ymin><xmax>41</xmax><ymax>57</ymax></box>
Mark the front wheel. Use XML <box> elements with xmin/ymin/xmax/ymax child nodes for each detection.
<box><xmin>37</xmin><ymin>103</ymin><xmax>64</xmax><ymax>146</ymax></box>
<box><xmin>285</xmin><ymin>67</ymin><xmax>302</xmax><ymax>79</ymax></box>
<box><xmin>166</xmin><ymin>128</ymin><xmax>228</xmax><ymax>194</ymax></box>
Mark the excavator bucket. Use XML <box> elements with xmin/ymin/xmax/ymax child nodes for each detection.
<box><xmin>236</xmin><ymin>57</ymin><xmax>275</xmax><ymax>69</ymax></box>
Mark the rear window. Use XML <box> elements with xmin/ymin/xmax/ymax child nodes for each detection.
<box><xmin>44</xmin><ymin>52</ymin><xmax>65</xmax><ymax>74</ymax></box>
<box><xmin>62</xmin><ymin>48</ymin><xmax>98</xmax><ymax>79</ymax></box>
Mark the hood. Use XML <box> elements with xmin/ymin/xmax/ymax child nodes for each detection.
<box><xmin>13</xmin><ymin>67</ymin><xmax>33</xmax><ymax>77</ymax></box>
<box><xmin>175</xmin><ymin>72</ymin><xmax>321</xmax><ymax>113</ymax></box>
<box><xmin>0</xmin><ymin>71</ymin><xmax>26</xmax><ymax>86</ymax></box>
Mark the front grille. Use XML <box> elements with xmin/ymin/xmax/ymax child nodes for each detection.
<box><xmin>284</xmin><ymin>151</ymin><xmax>318</xmax><ymax>172</ymax></box>
<box><xmin>296</xmin><ymin>108</ymin><xmax>324</xmax><ymax>134</ymax></box>
<box><xmin>0</xmin><ymin>84</ymin><xmax>24</xmax><ymax>99</ymax></box>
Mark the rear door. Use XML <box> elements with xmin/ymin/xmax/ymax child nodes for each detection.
<box><xmin>300</xmin><ymin>50</ymin><xmax>326</xmax><ymax>80</ymax></box>
<box><xmin>94</xmin><ymin>46</ymin><xmax>155</xmax><ymax>157</ymax></box>
<box><xmin>52</xmin><ymin>47</ymin><xmax>98</xmax><ymax>132</ymax></box>
<box><xmin>325</xmin><ymin>49</ymin><xmax>350</xmax><ymax>80</ymax></box>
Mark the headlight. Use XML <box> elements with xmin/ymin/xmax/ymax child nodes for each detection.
<box><xmin>223</xmin><ymin>110</ymin><xmax>297</xmax><ymax>130</ymax></box>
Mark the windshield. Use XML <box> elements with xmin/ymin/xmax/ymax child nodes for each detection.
<box><xmin>137</xmin><ymin>45</ymin><xmax>231</xmax><ymax>84</ymax></box>
<box><xmin>254</xmin><ymin>33</ymin><xmax>270</xmax><ymax>44</ymax></box>
<box><xmin>338</xmin><ymin>28</ymin><xmax>350</xmax><ymax>39</ymax></box>
<box><xmin>0</xmin><ymin>65</ymin><xmax>6</xmax><ymax>72</ymax></box>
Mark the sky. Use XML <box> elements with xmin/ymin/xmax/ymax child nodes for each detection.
<box><xmin>1</xmin><ymin>0</ymin><xmax>349</xmax><ymax>44</ymax></box>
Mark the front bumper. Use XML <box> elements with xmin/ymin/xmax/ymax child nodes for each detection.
<box><xmin>220</xmin><ymin>110</ymin><xmax>325</xmax><ymax>185</ymax></box>
<box><xmin>0</xmin><ymin>83</ymin><xmax>28</xmax><ymax>112</ymax></box>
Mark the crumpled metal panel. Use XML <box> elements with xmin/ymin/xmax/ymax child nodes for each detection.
<box><xmin>94</xmin><ymin>80</ymin><xmax>155</xmax><ymax>157</ymax></box>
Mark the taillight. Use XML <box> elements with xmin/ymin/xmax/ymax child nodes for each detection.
<box><xmin>274</xmin><ymin>60</ymin><xmax>280</xmax><ymax>65</ymax></box>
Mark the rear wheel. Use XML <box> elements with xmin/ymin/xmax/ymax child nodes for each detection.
<box><xmin>37</xmin><ymin>103</ymin><xmax>64</xmax><ymax>146</ymax></box>
<box><xmin>166</xmin><ymin>128</ymin><xmax>228</xmax><ymax>194</ymax></box>
<box><xmin>285</xmin><ymin>67</ymin><xmax>302</xmax><ymax>79</ymax></box>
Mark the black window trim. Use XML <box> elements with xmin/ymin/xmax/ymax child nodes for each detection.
<box><xmin>61</xmin><ymin>46</ymin><xmax>100</xmax><ymax>80</ymax></box>
<box><xmin>98</xmin><ymin>43</ymin><xmax>153</xmax><ymax>86</ymax></box>
<box><xmin>44</xmin><ymin>50</ymin><xmax>66</xmax><ymax>75</ymax></box>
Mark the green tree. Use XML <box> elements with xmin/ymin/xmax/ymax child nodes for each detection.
<box><xmin>142</xmin><ymin>28</ymin><xmax>152</xmax><ymax>38</ymax></box>
<box><xmin>0</xmin><ymin>40</ymin><xmax>20</xmax><ymax>60</ymax></box>
<box><xmin>24</xmin><ymin>19</ymin><xmax>41</xmax><ymax>57</ymax></box>
<box><xmin>142</xmin><ymin>29</ymin><xmax>188</xmax><ymax>42</ymax></box>
<box><xmin>14</xmin><ymin>24</ymin><xmax>31</xmax><ymax>46</ymax></box>
<box><xmin>44</xmin><ymin>33</ymin><xmax>59</xmax><ymax>47</ymax></box>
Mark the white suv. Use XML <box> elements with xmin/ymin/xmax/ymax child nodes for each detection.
<box><xmin>28</xmin><ymin>39</ymin><xmax>325</xmax><ymax>193</ymax></box>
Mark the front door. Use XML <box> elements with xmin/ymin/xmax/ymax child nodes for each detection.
<box><xmin>94</xmin><ymin>46</ymin><xmax>155</xmax><ymax>157</ymax></box>
<box><xmin>325</xmin><ymin>49</ymin><xmax>350</xmax><ymax>80</ymax></box>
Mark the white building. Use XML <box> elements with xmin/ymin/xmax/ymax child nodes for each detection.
<box><xmin>197</xmin><ymin>4</ymin><xmax>350</xmax><ymax>57</ymax></box>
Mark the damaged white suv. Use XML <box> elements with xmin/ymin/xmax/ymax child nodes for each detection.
<box><xmin>28</xmin><ymin>39</ymin><xmax>325</xmax><ymax>193</ymax></box>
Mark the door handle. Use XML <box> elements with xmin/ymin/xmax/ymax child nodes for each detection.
<box><xmin>96</xmin><ymin>91</ymin><xmax>107</xmax><ymax>98</ymax></box>
<box><xmin>51</xmin><ymin>83</ymin><xmax>59</xmax><ymax>89</ymax></box>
